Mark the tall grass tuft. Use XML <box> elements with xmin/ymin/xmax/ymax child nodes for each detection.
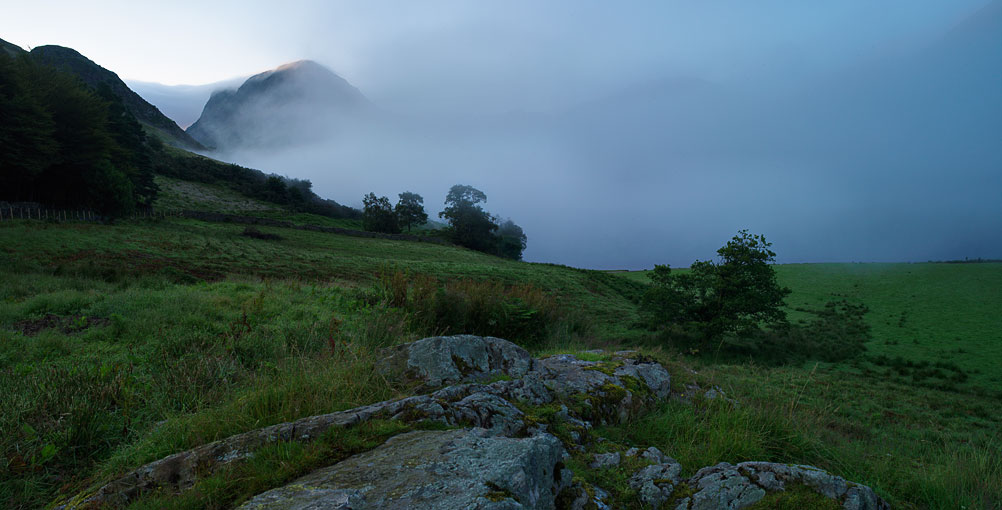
<box><xmin>376</xmin><ymin>269</ymin><xmax>590</xmax><ymax>348</ymax></box>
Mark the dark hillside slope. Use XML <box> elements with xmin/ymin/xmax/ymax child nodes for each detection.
<box><xmin>0</xmin><ymin>37</ymin><xmax>24</xmax><ymax>57</ymax></box>
<box><xmin>29</xmin><ymin>45</ymin><xmax>205</xmax><ymax>150</ymax></box>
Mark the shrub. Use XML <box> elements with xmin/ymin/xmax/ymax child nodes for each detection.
<box><xmin>375</xmin><ymin>270</ymin><xmax>583</xmax><ymax>348</ymax></box>
<box><xmin>641</xmin><ymin>230</ymin><xmax>791</xmax><ymax>344</ymax></box>
<box><xmin>653</xmin><ymin>299</ymin><xmax>871</xmax><ymax>364</ymax></box>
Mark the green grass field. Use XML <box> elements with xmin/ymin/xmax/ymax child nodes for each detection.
<box><xmin>1</xmin><ymin>217</ymin><xmax>999</xmax><ymax>509</ymax></box>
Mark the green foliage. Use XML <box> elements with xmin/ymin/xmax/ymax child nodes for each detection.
<box><xmin>439</xmin><ymin>184</ymin><xmax>499</xmax><ymax>253</ymax></box>
<box><xmin>0</xmin><ymin>52</ymin><xmax>155</xmax><ymax>216</ymax></box>
<box><xmin>664</xmin><ymin>299</ymin><xmax>872</xmax><ymax>365</ymax></box>
<box><xmin>375</xmin><ymin>270</ymin><xmax>586</xmax><ymax>348</ymax></box>
<box><xmin>746</xmin><ymin>484</ymin><xmax>843</xmax><ymax>509</ymax></box>
<box><xmin>362</xmin><ymin>192</ymin><xmax>401</xmax><ymax>234</ymax></box>
<box><xmin>437</xmin><ymin>185</ymin><xmax>528</xmax><ymax>260</ymax></box>
<box><xmin>496</xmin><ymin>219</ymin><xmax>527</xmax><ymax>261</ymax></box>
<box><xmin>394</xmin><ymin>191</ymin><xmax>428</xmax><ymax>232</ymax></box>
<box><xmin>642</xmin><ymin>230</ymin><xmax>791</xmax><ymax>342</ymax></box>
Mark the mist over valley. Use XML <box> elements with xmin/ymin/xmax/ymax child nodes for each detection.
<box><xmin>145</xmin><ymin>1</ymin><xmax>1002</xmax><ymax>268</ymax></box>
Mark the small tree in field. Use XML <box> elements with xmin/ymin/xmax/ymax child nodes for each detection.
<box><xmin>395</xmin><ymin>191</ymin><xmax>428</xmax><ymax>232</ymax></box>
<box><xmin>641</xmin><ymin>230</ymin><xmax>790</xmax><ymax>342</ymax></box>
<box><xmin>362</xmin><ymin>192</ymin><xmax>400</xmax><ymax>234</ymax></box>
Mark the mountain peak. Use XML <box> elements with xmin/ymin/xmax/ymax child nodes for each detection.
<box><xmin>274</xmin><ymin>59</ymin><xmax>324</xmax><ymax>72</ymax></box>
<box><xmin>186</xmin><ymin>60</ymin><xmax>372</xmax><ymax>150</ymax></box>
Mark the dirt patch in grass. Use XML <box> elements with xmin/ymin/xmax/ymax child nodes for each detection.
<box><xmin>14</xmin><ymin>313</ymin><xmax>110</xmax><ymax>336</ymax></box>
<box><xmin>241</xmin><ymin>227</ymin><xmax>283</xmax><ymax>241</ymax></box>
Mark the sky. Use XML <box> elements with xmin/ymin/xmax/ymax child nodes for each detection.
<box><xmin>3</xmin><ymin>1</ymin><xmax>1000</xmax><ymax>268</ymax></box>
<box><xmin>2</xmin><ymin>1</ymin><xmax>990</xmax><ymax>106</ymax></box>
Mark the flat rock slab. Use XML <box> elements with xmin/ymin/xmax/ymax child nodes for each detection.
<box><xmin>238</xmin><ymin>428</ymin><xmax>569</xmax><ymax>510</ymax></box>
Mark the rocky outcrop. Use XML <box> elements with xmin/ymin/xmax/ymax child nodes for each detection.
<box><xmin>238</xmin><ymin>429</ymin><xmax>569</xmax><ymax>510</ymax></box>
<box><xmin>58</xmin><ymin>336</ymin><xmax>889</xmax><ymax>510</ymax></box>
<box><xmin>671</xmin><ymin>462</ymin><xmax>889</xmax><ymax>510</ymax></box>
<box><xmin>378</xmin><ymin>335</ymin><xmax>536</xmax><ymax>388</ymax></box>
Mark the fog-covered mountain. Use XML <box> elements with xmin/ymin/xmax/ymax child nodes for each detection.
<box><xmin>186</xmin><ymin>60</ymin><xmax>374</xmax><ymax>150</ymax></box>
<box><xmin>127</xmin><ymin>77</ymin><xmax>245</xmax><ymax>129</ymax></box>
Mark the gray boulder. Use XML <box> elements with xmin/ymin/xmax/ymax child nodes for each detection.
<box><xmin>237</xmin><ymin>428</ymin><xmax>569</xmax><ymax>510</ymax></box>
<box><xmin>589</xmin><ymin>452</ymin><xmax>621</xmax><ymax>469</ymax></box>
<box><xmin>379</xmin><ymin>335</ymin><xmax>535</xmax><ymax>388</ymax></box>
<box><xmin>630</xmin><ymin>460</ymin><xmax>683</xmax><ymax>509</ymax></box>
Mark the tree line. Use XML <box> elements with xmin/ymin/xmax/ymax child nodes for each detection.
<box><xmin>361</xmin><ymin>185</ymin><xmax>527</xmax><ymax>260</ymax></box>
<box><xmin>155</xmin><ymin>152</ymin><xmax>358</xmax><ymax>219</ymax></box>
<box><xmin>0</xmin><ymin>52</ymin><xmax>156</xmax><ymax>216</ymax></box>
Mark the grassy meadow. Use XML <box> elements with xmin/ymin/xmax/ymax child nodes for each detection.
<box><xmin>1</xmin><ymin>215</ymin><xmax>999</xmax><ymax>509</ymax></box>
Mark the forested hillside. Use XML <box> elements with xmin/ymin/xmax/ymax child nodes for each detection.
<box><xmin>0</xmin><ymin>48</ymin><xmax>359</xmax><ymax>219</ymax></box>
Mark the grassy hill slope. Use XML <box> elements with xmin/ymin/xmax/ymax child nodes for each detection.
<box><xmin>1</xmin><ymin>217</ymin><xmax>998</xmax><ymax>509</ymax></box>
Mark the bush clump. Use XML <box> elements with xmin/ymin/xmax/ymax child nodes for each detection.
<box><xmin>375</xmin><ymin>270</ymin><xmax>585</xmax><ymax>348</ymax></box>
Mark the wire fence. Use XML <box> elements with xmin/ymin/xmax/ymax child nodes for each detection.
<box><xmin>0</xmin><ymin>203</ymin><xmax>182</xmax><ymax>223</ymax></box>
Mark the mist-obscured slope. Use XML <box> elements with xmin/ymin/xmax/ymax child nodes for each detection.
<box><xmin>186</xmin><ymin>60</ymin><xmax>374</xmax><ymax>150</ymax></box>
<box><xmin>127</xmin><ymin>77</ymin><xmax>246</xmax><ymax>129</ymax></box>
<box><xmin>28</xmin><ymin>45</ymin><xmax>205</xmax><ymax>150</ymax></box>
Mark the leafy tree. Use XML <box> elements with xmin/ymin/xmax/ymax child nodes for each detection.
<box><xmin>641</xmin><ymin>230</ymin><xmax>791</xmax><ymax>342</ymax></box>
<box><xmin>394</xmin><ymin>191</ymin><xmax>428</xmax><ymax>232</ymax></box>
<box><xmin>0</xmin><ymin>55</ymin><xmax>58</xmax><ymax>200</ymax></box>
<box><xmin>264</xmin><ymin>175</ymin><xmax>288</xmax><ymax>203</ymax></box>
<box><xmin>95</xmin><ymin>83</ymin><xmax>157</xmax><ymax>207</ymax></box>
<box><xmin>362</xmin><ymin>192</ymin><xmax>401</xmax><ymax>233</ymax></box>
<box><xmin>439</xmin><ymin>184</ymin><xmax>498</xmax><ymax>252</ymax></box>
<box><xmin>496</xmin><ymin>219</ymin><xmax>527</xmax><ymax>260</ymax></box>
<box><xmin>0</xmin><ymin>52</ymin><xmax>159</xmax><ymax>215</ymax></box>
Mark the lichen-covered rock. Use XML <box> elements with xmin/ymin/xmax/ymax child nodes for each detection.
<box><xmin>556</xmin><ymin>483</ymin><xmax>612</xmax><ymax>510</ymax></box>
<box><xmin>629</xmin><ymin>459</ymin><xmax>683</xmax><ymax>509</ymax></box>
<box><xmin>379</xmin><ymin>335</ymin><xmax>535</xmax><ymax>388</ymax></box>
<box><xmin>589</xmin><ymin>452</ymin><xmax>621</xmax><ymax>469</ymax></box>
<box><xmin>641</xmin><ymin>447</ymin><xmax>670</xmax><ymax>465</ymax></box>
<box><xmin>675</xmin><ymin>462</ymin><xmax>889</xmax><ymax>510</ymax></box>
<box><xmin>614</xmin><ymin>361</ymin><xmax>671</xmax><ymax>400</ymax></box>
<box><xmin>683</xmin><ymin>463</ymin><xmax>767</xmax><ymax>510</ymax></box>
<box><xmin>238</xmin><ymin>428</ymin><xmax>569</xmax><ymax>510</ymax></box>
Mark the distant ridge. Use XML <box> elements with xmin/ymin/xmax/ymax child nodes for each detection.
<box><xmin>28</xmin><ymin>45</ymin><xmax>205</xmax><ymax>150</ymax></box>
<box><xmin>187</xmin><ymin>60</ymin><xmax>373</xmax><ymax>150</ymax></box>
